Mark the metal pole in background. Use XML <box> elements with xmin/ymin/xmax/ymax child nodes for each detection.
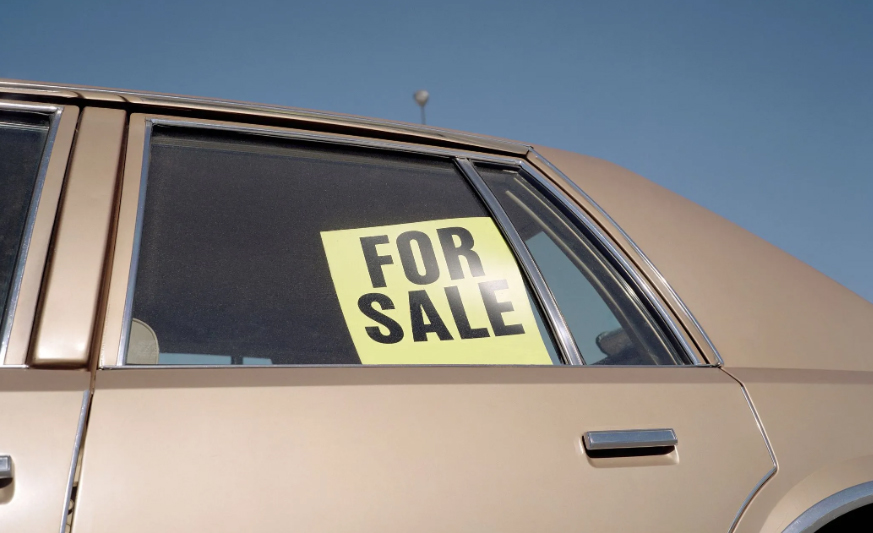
<box><xmin>414</xmin><ymin>90</ymin><xmax>429</xmax><ymax>125</ymax></box>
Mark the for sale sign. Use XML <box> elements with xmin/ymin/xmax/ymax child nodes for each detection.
<box><xmin>321</xmin><ymin>217</ymin><xmax>552</xmax><ymax>364</ymax></box>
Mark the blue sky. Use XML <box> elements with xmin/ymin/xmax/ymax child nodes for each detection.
<box><xmin>3</xmin><ymin>0</ymin><xmax>872</xmax><ymax>302</ymax></box>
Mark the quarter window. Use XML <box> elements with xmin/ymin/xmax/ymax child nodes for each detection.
<box><xmin>0</xmin><ymin>110</ymin><xmax>51</xmax><ymax>339</ymax></box>
<box><xmin>475</xmin><ymin>165</ymin><xmax>684</xmax><ymax>365</ymax></box>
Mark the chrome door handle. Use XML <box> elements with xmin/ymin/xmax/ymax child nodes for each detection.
<box><xmin>0</xmin><ymin>456</ymin><xmax>11</xmax><ymax>480</ymax></box>
<box><xmin>583</xmin><ymin>429</ymin><xmax>677</xmax><ymax>451</ymax></box>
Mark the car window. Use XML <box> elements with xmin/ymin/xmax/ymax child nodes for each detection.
<box><xmin>0</xmin><ymin>110</ymin><xmax>51</xmax><ymax>340</ymax></box>
<box><xmin>475</xmin><ymin>164</ymin><xmax>684</xmax><ymax>365</ymax></box>
<box><xmin>123</xmin><ymin>127</ymin><xmax>559</xmax><ymax>365</ymax></box>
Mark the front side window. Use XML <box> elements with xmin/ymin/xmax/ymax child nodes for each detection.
<box><xmin>124</xmin><ymin>127</ymin><xmax>559</xmax><ymax>365</ymax></box>
<box><xmin>0</xmin><ymin>110</ymin><xmax>51</xmax><ymax>338</ymax></box>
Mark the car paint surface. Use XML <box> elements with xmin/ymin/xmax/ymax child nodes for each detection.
<box><xmin>0</xmin><ymin>370</ymin><xmax>89</xmax><ymax>533</ymax></box>
<box><xmin>534</xmin><ymin>145</ymin><xmax>873</xmax><ymax>531</ymax></box>
<box><xmin>72</xmin><ymin>367</ymin><xmax>772</xmax><ymax>533</ymax></box>
<box><xmin>0</xmin><ymin>79</ymin><xmax>870</xmax><ymax>532</ymax></box>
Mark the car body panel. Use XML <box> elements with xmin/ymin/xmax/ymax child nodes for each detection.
<box><xmin>534</xmin><ymin>146</ymin><xmax>873</xmax><ymax>373</ymax></box>
<box><xmin>72</xmin><ymin>366</ymin><xmax>773</xmax><ymax>533</ymax></box>
<box><xmin>536</xmin><ymin>146</ymin><xmax>873</xmax><ymax>529</ymax></box>
<box><xmin>0</xmin><ymin>369</ymin><xmax>89</xmax><ymax>533</ymax></box>
<box><xmin>726</xmin><ymin>368</ymin><xmax>873</xmax><ymax>532</ymax></box>
<box><xmin>31</xmin><ymin>108</ymin><xmax>126</xmax><ymax>368</ymax></box>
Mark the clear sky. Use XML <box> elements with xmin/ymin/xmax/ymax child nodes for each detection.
<box><xmin>3</xmin><ymin>0</ymin><xmax>872</xmax><ymax>302</ymax></box>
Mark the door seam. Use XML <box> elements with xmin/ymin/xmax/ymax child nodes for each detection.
<box><xmin>59</xmin><ymin>388</ymin><xmax>92</xmax><ymax>533</ymax></box>
<box><xmin>62</xmin><ymin>109</ymin><xmax>130</xmax><ymax>532</ymax></box>
<box><xmin>721</xmin><ymin>367</ymin><xmax>778</xmax><ymax>533</ymax></box>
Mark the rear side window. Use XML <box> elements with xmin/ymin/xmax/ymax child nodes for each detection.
<box><xmin>475</xmin><ymin>164</ymin><xmax>684</xmax><ymax>365</ymax></box>
<box><xmin>124</xmin><ymin>128</ymin><xmax>559</xmax><ymax>365</ymax></box>
<box><xmin>0</xmin><ymin>111</ymin><xmax>51</xmax><ymax>337</ymax></box>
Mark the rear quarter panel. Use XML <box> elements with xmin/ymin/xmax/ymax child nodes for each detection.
<box><xmin>535</xmin><ymin>146</ymin><xmax>873</xmax><ymax>532</ymax></box>
<box><xmin>728</xmin><ymin>369</ymin><xmax>873</xmax><ymax>533</ymax></box>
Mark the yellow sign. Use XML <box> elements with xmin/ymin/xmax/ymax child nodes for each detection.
<box><xmin>320</xmin><ymin>217</ymin><xmax>552</xmax><ymax>365</ymax></box>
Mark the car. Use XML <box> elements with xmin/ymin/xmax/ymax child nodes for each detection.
<box><xmin>1</xmin><ymin>79</ymin><xmax>872</xmax><ymax>533</ymax></box>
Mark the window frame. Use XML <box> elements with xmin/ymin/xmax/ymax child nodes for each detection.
<box><xmin>98</xmin><ymin>114</ymin><xmax>704</xmax><ymax>367</ymax></box>
<box><xmin>472</xmin><ymin>162</ymin><xmax>687</xmax><ymax>365</ymax></box>
<box><xmin>527</xmin><ymin>150</ymin><xmax>724</xmax><ymax>366</ymax></box>
<box><xmin>0</xmin><ymin>101</ymin><xmax>78</xmax><ymax>366</ymax></box>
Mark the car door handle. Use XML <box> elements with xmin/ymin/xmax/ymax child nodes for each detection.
<box><xmin>0</xmin><ymin>456</ymin><xmax>12</xmax><ymax>480</ymax></box>
<box><xmin>583</xmin><ymin>429</ymin><xmax>677</xmax><ymax>451</ymax></box>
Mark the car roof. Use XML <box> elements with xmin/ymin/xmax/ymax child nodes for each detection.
<box><xmin>0</xmin><ymin>78</ymin><xmax>529</xmax><ymax>156</ymax></box>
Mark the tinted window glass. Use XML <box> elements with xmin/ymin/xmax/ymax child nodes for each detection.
<box><xmin>0</xmin><ymin>111</ymin><xmax>50</xmax><ymax>335</ymax></box>
<box><xmin>476</xmin><ymin>165</ymin><xmax>684</xmax><ymax>365</ymax></box>
<box><xmin>125</xmin><ymin>128</ymin><xmax>558</xmax><ymax>365</ymax></box>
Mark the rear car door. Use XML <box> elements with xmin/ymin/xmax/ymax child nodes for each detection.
<box><xmin>72</xmin><ymin>114</ymin><xmax>774</xmax><ymax>532</ymax></box>
<box><xmin>0</xmin><ymin>101</ymin><xmax>90</xmax><ymax>533</ymax></box>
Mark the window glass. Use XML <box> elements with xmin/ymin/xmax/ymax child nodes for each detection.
<box><xmin>475</xmin><ymin>164</ymin><xmax>684</xmax><ymax>365</ymax></box>
<box><xmin>125</xmin><ymin>127</ymin><xmax>559</xmax><ymax>365</ymax></box>
<box><xmin>0</xmin><ymin>111</ymin><xmax>51</xmax><ymax>335</ymax></box>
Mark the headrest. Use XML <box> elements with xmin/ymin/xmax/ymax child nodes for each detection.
<box><xmin>127</xmin><ymin>318</ymin><xmax>160</xmax><ymax>365</ymax></box>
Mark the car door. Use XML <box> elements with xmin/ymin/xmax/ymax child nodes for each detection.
<box><xmin>71</xmin><ymin>114</ymin><xmax>775</xmax><ymax>533</ymax></box>
<box><xmin>0</xmin><ymin>100</ymin><xmax>92</xmax><ymax>533</ymax></box>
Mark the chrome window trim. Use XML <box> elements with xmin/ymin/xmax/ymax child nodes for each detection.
<box><xmin>512</xmin><ymin>160</ymin><xmax>701</xmax><ymax>365</ymax></box>
<box><xmin>782</xmin><ymin>481</ymin><xmax>873</xmax><ymax>533</ymax></box>
<box><xmin>112</xmin><ymin>117</ymin><xmax>702</xmax><ymax>367</ymax></box>
<box><xmin>456</xmin><ymin>158</ymin><xmax>583</xmax><ymax>365</ymax></box>
<box><xmin>138</xmin><ymin>94</ymin><xmax>528</xmax><ymax>155</ymax></box>
<box><xmin>528</xmin><ymin>148</ymin><xmax>724</xmax><ymax>366</ymax></box>
<box><xmin>0</xmin><ymin>79</ymin><xmax>530</xmax><ymax>156</ymax></box>
<box><xmin>116</xmin><ymin>122</ymin><xmax>153</xmax><ymax>366</ymax></box>
<box><xmin>103</xmin><ymin>364</ymin><xmax>711</xmax><ymax>370</ymax></box>
<box><xmin>148</xmin><ymin>118</ymin><xmax>525</xmax><ymax>164</ymax></box>
<box><xmin>0</xmin><ymin>102</ymin><xmax>63</xmax><ymax>364</ymax></box>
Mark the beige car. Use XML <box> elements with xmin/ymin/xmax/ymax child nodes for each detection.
<box><xmin>0</xmin><ymin>79</ymin><xmax>871</xmax><ymax>533</ymax></box>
